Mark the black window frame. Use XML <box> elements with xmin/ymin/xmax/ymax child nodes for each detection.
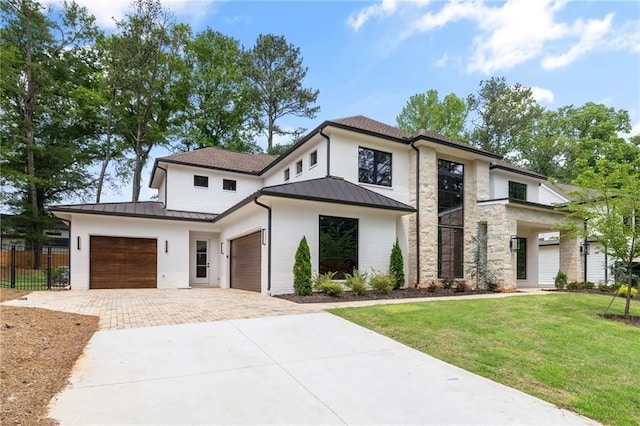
<box><xmin>222</xmin><ymin>179</ymin><xmax>237</xmax><ymax>191</ymax></box>
<box><xmin>516</xmin><ymin>237</ymin><xmax>527</xmax><ymax>279</ymax></box>
<box><xmin>284</xmin><ymin>168</ymin><xmax>290</xmax><ymax>181</ymax></box>
<box><xmin>309</xmin><ymin>150</ymin><xmax>318</xmax><ymax>167</ymax></box>
<box><xmin>509</xmin><ymin>181</ymin><xmax>527</xmax><ymax>201</ymax></box>
<box><xmin>319</xmin><ymin>215</ymin><xmax>358</xmax><ymax>279</ymax></box>
<box><xmin>194</xmin><ymin>175</ymin><xmax>209</xmax><ymax>188</ymax></box>
<box><xmin>437</xmin><ymin>159</ymin><xmax>464</xmax><ymax>279</ymax></box>
<box><xmin>296</xmin><ymin>159</ymin><xmax>303</xmax><ymax>175</ymax></box>
<box><xmin>358</xmin><ymin>147</ymin><xmax>392</xmax><ymax>187</ymax></box>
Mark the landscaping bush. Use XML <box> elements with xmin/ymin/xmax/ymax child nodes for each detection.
<box><xmin>617</xmin><ymin>285</ymin><xmax>638</xmax><ymax>298</ymax></box>
<box><xmin>293</xmin><ymin>236</ymin><xmax>312</xmax><ymax>296</ymax></box>
<box><xmin>344</xmin><ymin>270</ymin><xmax>368</xmax><ymax>295</ymax></box>
<box><xmin>314</xmin><ymin>272</ymin><xmax>343</xmax><ymax>296</ymax></box>
<box><xmin>554</xmin><ymin>271</ymin><xmax>568</xmax><ymax>290</ymax></box>
<box><xmin>582</xmin><ymin>281</ymin><xmax>595</xmax><ymax>290</ymax></box>
<box><xmin>441</xmin><ymin>279</ymin><xmax>454</xmax><ymax>289</ymax></box>
<box><xmin>389</xmin><ymin>239</ymin><xmax>405</xmax><ymax>290</ymax></box>
<box><xmin>567</xmin><ymin>281</ymin><xmax>580</xmax><ymax>290</ymax></box>
<box><xmin>598</xmin><ymin>283</ymin><xmax>616</xmax><ymax>293</ymax></box>
<box><xmin>427</xmin><ymin>281</ymin><xmax>439</xmax><ymax>293</ymax></box>
<box><xmin>369</xmin><ymin>271</ymin><xmax>394</xmax><ymax>293</ymax></box>
<box><xmin>455</xmin><ymin>280</ymin><xmax>470</xmax><ymax>293</ymax></box>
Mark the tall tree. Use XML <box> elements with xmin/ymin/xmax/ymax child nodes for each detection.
<box><xmin>396</xmin><ymin>89</ymin><xmax>468</xmax><ymax>140</ymax></box>
<box><xmin>565</xmin><ymin>155</ymin><xmax>640</xmax><ymax>318</ymax></box>
<box><xmin>0</xmin><ymin>0</ymin><xmax>100</xmax><ymax>259</ymax></box>
<box><xmin>177</xmin><ymin>29</ymin><xmax>261</xmax><ymax>153</ymax></box>
<box><xmin>466</xmin><ymin>77</ymin><xmax>543</xmax><ymax>159</ymax></box>
<box><xmin>110</xmin><ymin>0</ymin><xmax>190</xmax><ymax>201</ymax></box>
<box><xmin>246</xmin><ymin>34</ymin><xmax>319</xmax><ymax>153</ymax></box>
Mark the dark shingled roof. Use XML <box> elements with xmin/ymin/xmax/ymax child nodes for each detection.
<box><xmin>261</xmin><ymin>176</ymin><xmax>415</xmax><ymax>212</ymax></box>
<box><xmin>158</xmin><ymin>147</ymin><xmax>277</xmax><ymax>175</ymax></box>
<box><xmin>50</xmin><ymin>202</ymin><xmax>216</xmax><ymax>222</ymax></box>
<box><xmin>329</xmin><ymin>115</ymin><xmax>411</xmax><ymax>140</ymax></box>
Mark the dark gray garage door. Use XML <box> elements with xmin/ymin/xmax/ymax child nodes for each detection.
<box><xmin>90</xmin><ymin>236</ymin><xmax>157</xmax><ymax>289</ymax></box>
<box><xmin>230</xmin><ymin>231</ymin><xmax>262</xmax><ymax>292</ymax></box>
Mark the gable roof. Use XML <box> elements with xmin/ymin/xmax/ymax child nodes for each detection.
<box><xmin>214</xmin><ymin>176</ymin><xmax>415</xmax><ymax>223</ymax></box>
<box><xmin>50</xmin><ymin>202</ymin><xmax>216</xmax><ymax>222</ymax></box>
<box><xmin>157</xmin><ymin>147</ymin><xmax>277</xmax><ymax>175</ymax></box>
<box><xmin>490</xmin><ymin>159</ymin><xmax>547</xmax><ymax>180</ymax></box>
<box><xmin>329</xmin><ymin>115</ymin><xmax>411</xmax><ymax>140</ymax></box>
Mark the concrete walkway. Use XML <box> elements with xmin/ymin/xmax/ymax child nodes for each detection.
<box><xmin>2</xmin><ymin>287</ymin><xmax>552</xmax><ymax>330</ymax></box>
<box><xmin>48</xmin><ymin>312</ymin><xmax>596</xmax><ymax>425</ymax></box>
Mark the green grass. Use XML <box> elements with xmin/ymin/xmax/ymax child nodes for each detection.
<box><xmin>331</xmin><ymin>293</ymin><xmax>640</xmax><ymax>426</ymax></box>
<box><xmin>0</xmin><ymin>269</ymin><xmax>48</xmax><ymax>290</ymax></box>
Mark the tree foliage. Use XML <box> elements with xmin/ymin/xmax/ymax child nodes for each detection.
<box><xmin>246</xmin><ymin>34</ymin><xmax>319</xmax><ymax>152</ymax></box>
<box><xmin>565</xmin><ymin>155</ymin><xmax>640</xmax><ymax>318</ymax></box>
<box><xmin>389</xmin><ymin>239</ymin><xmax>405</xmax><ymax>290</ymax></box>
<box><xmin>0</xmin><ymin>0</ymin><xmax>100</xmax><ymax>254</ymax></box>
<box><xmin>293</xmin><ymin>236</ymin><xmax>312</xmax><ymax>296</ymax></box>
<box><xmin>396</xmin><ymin>89</ymin><xmax>468</xmax><ymax>140</ymax></box>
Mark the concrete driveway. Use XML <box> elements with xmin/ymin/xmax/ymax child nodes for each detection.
<box><xmin>48</xmin><ymin>312</ymin><xmax>596</xmax><ymax>425</ymax></box>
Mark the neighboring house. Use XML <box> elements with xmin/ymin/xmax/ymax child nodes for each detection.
<box><xmin>50</xmin><ymin>116</ymin><xmax>585</xmax><ymax>294</ymax></box>
<box><xmin>0</xmin><ymin>214</ymin><xmax>70</xmax><ymax>249</ymax></box>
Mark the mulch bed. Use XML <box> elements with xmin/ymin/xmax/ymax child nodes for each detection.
<box><xmin>0</xmin><ymin>288</ymin><xmax>99</xmax><ymax>425</ymax></box>
<box><xmin>276</xmin><ymin>287</ymin><xmax>497</xmax><ymax>304</ymax></box>
<box><xmin>598</xmin><ymin>313</ymin><xmax>640</xmax><ymax>326</ymax></box>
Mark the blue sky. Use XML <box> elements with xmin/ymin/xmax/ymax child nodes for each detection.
<box><xmin>51</xmin><ymin>0</ymin><xmax>640</xmax><ymax>201</ymax></box>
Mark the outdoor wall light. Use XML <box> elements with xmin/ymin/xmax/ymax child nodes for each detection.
<box><xmin>509</xmin><ymin>235</ymin><xmax>520</xmax><ymax>252</ymax></box>
<box><xmin>165</xmin><ymin>240</ymin><xmax>168</xmax><ymax>253</ymax></box>
<box><xmin>77</xmin><ymin>236</ymin><xmax>81</xmax><ymax>250</ymax></box>
<box><xmin>261</xmin><ymin>228</ymin><xmax>267</xmax><ymax>245</ymax></box>
<box><xmin>220</xmin><ymin>242</ymin><xmax>224</xmax><ymax>255</ymax></box>
<box><xmin>580</xmin><ymin>242</ymin><xmax>590</xmax><ymax>255</ymax></box>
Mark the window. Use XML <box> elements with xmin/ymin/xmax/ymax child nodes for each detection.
<box><xmin>296</xmin><ymin>160</ymin><xmax>303</xmax><ymax>175</ymax></box>
<box><xmin>309</xmin><ymin>150</ymin><xmax>318</xmax><ymax>167</ymax></box>
<box><xmin>319</xmin><ymin>215</ymin><xmax>358</xmax><ymax>279</ymax></box>
<box><xmin>223</xmin><ymin>179</ymin><xmax>236</xmax><ymax>191</ymax></box>
<box><xmin>284</xmin><ymin>168</ymin><xmax>290</xmax><ymax>181</ymax></box>
<box><xmin>358</xmin><ymin>147</ymin><xmax>392</xmax><ymax>187</ymax></box>
<box><xmin>516</xmin><ymin>237</ymin><xmax>527</xmax><ymax>279</ymax></box>
<box><xmin>194</xmin><ymin>175</ymin><xmax>209</xmax><ymax>188</ymax></box>
<box><xmin>509</xmin><ymin>181</ymin><xmax>527</xmax><ymax>201</ymax></box>
<box><xmin>438</xmin><ymin>160</ymin><xmax>464</xmax><ymax>279</ymax></box>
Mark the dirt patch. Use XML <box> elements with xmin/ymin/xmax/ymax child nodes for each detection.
<box><xmin>598</xmin><ymin>313</ymin><xmax>640</xmax><ymax>326</ymax></box>
<box><xmin>276</xmin><ymin>287</ymin><xmax>497</xmax><ymax>304</ymax></box>
<box><xmin>0</xmin><ymin>289</ymin><xmax>98</xmax><ymax>425</ymax></box>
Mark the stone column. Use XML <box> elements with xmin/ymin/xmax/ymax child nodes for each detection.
<box><xmin>419</xmin><ymin>147</ymin><xmax>438</xmax><ymax>284</ymax></box>
<box><xmin>485</xmin><ymin>204</ymin><xmax>517</xmax><ymax>290</ymax></box>
<box><xmin>408</xmin><ymin>148</ymin><xmax>418</xmax><ymax>286</ymax></box>
<box><xmin>559</xmin><ymin>230</ymin><xmax>582</xmax><ymax>282</ymax></box>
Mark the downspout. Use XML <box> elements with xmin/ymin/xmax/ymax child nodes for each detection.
<box><xmin>254</xmin><ymin>198</ymin><xmax>272</xmax><ymax>293</ymax></box>
<box><xmin>410</xmin><ymin>140</ymin><xmax>420</xmax><ymax>285</ymax></box>
<box><xmin>320</xmin><ymin>128</ymin><xmax>330</xmax><ymax>176</ymax></box>
<box><xmin>157</xmin><ymin>165</ymin><xmax>168</xmax><ymax>207</ymax></box>
<box><xmin>583</xmin><ymin>220</ymin><xmax>588</xmax><ymax>282</ymax></box>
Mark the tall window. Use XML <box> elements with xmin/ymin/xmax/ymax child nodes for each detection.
<box><xmin>509</xmin><ymin>181</ymin><xmax>527</xmax><ymax>201</ymax></box>
<box><xmin>284</xmin><ymin>168</ymin><xmax>290</xmax><ymax>181</ymax></box>
<box><xmin>516</xmin><ymin>237</ymin><xmax>527</xmax><ymax>279</ymax></box>
<box><xmin>358</xmin><ymin>147</ymin><xmax>392</xmax><ymax>187</ymax></box>
<box><xmin>319</xmin><ymin>215</ymin><xmax>358</xmax><ymax>279</ymax></box>
<box><xmin>438</xmin><ymin>160</ymin><xmax>464</xmax><ymax>279</ymax></box>
<box><xmin>310</xmin><ymin>150</ymin><xmax>318</xmax><ymax>167</ymax></box>
<box><xmin>296</xmin><ymin>160</ymin><xmax>303</xmax><ymax>175</ymax></box>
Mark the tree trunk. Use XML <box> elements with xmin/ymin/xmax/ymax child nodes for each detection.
<box><xmin>96</xmin><ymin>89</ymin><xmax>117</xmax><ymax>203</ymax></box>
<box><xmin>625</xmin><ymin>259</ymin><xmax>633</xmax><ymax>319</ymax></box>
<box><xmin>267</xmin><ymin>115</ymin><xmax>274</xmax><ymax>152</ymax></box>
<box><xmin>131</xmin><ymin>124</ymin><xmax>145</xmax><ymax>202</ymax></box>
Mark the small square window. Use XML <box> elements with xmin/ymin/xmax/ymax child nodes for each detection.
<box><xmin>194</xmin><ymin>175</ymin><xmax>208</xmax><ymax>188</ymax></box>
<box><xmin>310</xmin><ymin>150</ymin><xmax>317</xmax><ymax>167</ymax></box>
<box><xmin>296</xmin><ymin>160</ymin><xmax>303</xmax><ymax>175</ymax></box>
<box><xmin>509</xmin><ymin>181</ymin><xmax>527</xmax><ymax>201</ymax></box>
<box><xmin>284</xmin><ymin>168</ymin><xmax>290</xmax><ymax>181</ymax></box>
<box><xmin>223</xmin><ymin>179</ymin><xmax>237</xmax><ymax>191</ymax></box>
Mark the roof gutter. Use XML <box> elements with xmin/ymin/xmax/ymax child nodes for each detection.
<box><xmin>319</xmin><ymin>127</ymin><xmax>330</xmax><ymax>176</ymax></box>
<box><xmin>254</xmin><ymin>198</ymin><xmax>272</xmax><ymax>292</ymax></box>
<box><xmin>410</xmin><ymin>140</ymin><xmax>420</xmax><ymax>285</ymax></box>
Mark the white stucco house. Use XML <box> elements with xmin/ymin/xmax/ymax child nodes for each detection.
<box><xmin>51</xmin><ymin>116</ymin><xmax>587</xmax><ymax>294</ymax></box>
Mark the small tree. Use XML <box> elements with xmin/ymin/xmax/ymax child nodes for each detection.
<box><xmin>389</xmin><ymin>239</ymin><xmax>405</xmax><ymax>290</ymax></box>
<box><xmin>293</xmin><ymin>236</ymin><xmax>312</xmax><ymax>295</ymax></box>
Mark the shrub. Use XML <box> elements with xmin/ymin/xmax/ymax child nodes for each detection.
<box><xmin>314</xmin><ymin>272</ymin><xmax>343</xmax><ymax>296</ymax></box>
<box><xmin>441</xmin><ymin>279</ymin><xmax>454</xmax><ymax>289</ymax></box>
<box><xmin>617</xmin><ymin>285</ymin><xmax>638</xmax><ymax>298</ymax></box>
<box><xmin>293</xmin><ymin>236</ymin><xmax>312</xmax><ymax>295</ymax></box>
<box><xmin>369</xmin><ymin>271</ymin><xmax>394</xmax><ymax>293</ymax></box>
<box><xmin>455</xmin><ymin>280</ymin><xmax>470</xmax><ymax>293</ymax></box>
<box><xmin>582</xmin><ymin>281</ymin><xmax>595</xmax><ymax>290</ymax></box>
<box><xmin>427</xmin><ymin>281</ymin><xmax>439</xmax><ymax>293</ymax></box>
<box><xmin>567</xmin><ymin>281</ymin><xmax>580</xmax><ymax>290</ymax></box>
<box><xmin>554</xmin><ymin>271</ymin><xmax>568</xmax><ymax>290</ymax></box>
<box><xmin>389</xmin><ymin>239</ymin><xmax>405</xmax><ymax>290</ymax></box>
<box><xmin>599</xmin><ymin>283</ymin><xmax>616</xmax><ymax>293</ymax></box>
<box><xmin>344</xmin><ymin>270</ymin><xmax>368</xmax><ymax>295</ymax></box>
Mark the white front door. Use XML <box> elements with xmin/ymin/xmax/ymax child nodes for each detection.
<box><xmin>194</xmin><ymin>239</ymin><xmax>209</xmax><ymax>284</ymax></box>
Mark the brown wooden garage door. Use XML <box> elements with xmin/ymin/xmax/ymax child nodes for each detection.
<box><xmin>90</xmin><ymin>236</ymin><xmax>157</xmax><ymax>289</ymax></box>
<box><xmin>230</xmin><ymin>231</ymin><xmax>262</xmax><ymax>292</ymax></box>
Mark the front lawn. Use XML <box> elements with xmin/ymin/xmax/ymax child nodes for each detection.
<box><xmin>331</xmin><ymin>293</ymin><xmax>639</xmax><ymax>426</ymax></box>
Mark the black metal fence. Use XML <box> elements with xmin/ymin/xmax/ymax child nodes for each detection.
<box><xmin>0</xmin><ymin>245</ymin><xmax>70</xmax><ymax>291</ymax></box>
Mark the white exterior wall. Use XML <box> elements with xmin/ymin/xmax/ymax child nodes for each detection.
<box><xmin>538</xmin><ymin>244</ymin><xmax>560</xmax><ymax>287</ymax></box>
<box><xmin>516</xmin><ymin>230</ymin><xmax>540</xmax><ymax>287</ymax></box>
<box><xmin>263</xmin><ymin>138</ymin><xmax>327</xmax><ymax>186</ymax></box>
<box><xmin>269</xmin><ymin>198</ymin><xmax>407</xmax><ymax>295</ymax></box>
<box><xmin>157</xmin><ymin>179</ymin><xmax>166</xmax><ymax>204</ymax></box>
<box><xmin>188</xmin><ymin>232</ymin><xmax>220</xmax><ymax>286</ymax></box>
<box><xmin>538</xmin><ymin>242</ymin><xmax>610</xmax><ymax>286</ymax></box>
<box><xmin>217</xmin><ymin>204</ymin><xmax>269</xmax><ymax>293</ymax></box>
<box><xmin>68</xmin><ymin>214</ymin><xmax>216</xmax><ymax>290</ymax></box>
<box><xmin>539</xmin><ymin>184</ymin><xmax>568</xmax><ymax>205</ymax></box>
<box><xmin>329</xmin><ymin>130</ymin><xmax>410</xmax><ymax>204</ymax></box>
<box><xmin>490</xmin><ymin>171</ymin><xmax>541</xmax><ymax>203</ymax></box>
<box><xmin>165</xmin><ymin>163</ymin><xmax>263</xmax><ymax>214</ymax></box>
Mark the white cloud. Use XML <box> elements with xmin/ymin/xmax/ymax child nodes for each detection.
<box><xmin>44</xmin><ymin>0</ymin><xmax>216</xmax><ymax>29</ymax></box>
<box><xmin>347</xmin><ymin>0</ymin><xmax>399</xmax><ymax>31</ymax></box>
<box><xmin>348</xmin><ymin>0</ymin><xmax>636</xmax><ymax>74</ymax></box>
<box><xmin>530</xmin><ymin>86</ymin><xmax>554</xmax><ymax>104</ymax></box>
<box><xmin>435</xmin><ymin>53</ymin><xmax>448</xmax><ymax>67</ymax></box>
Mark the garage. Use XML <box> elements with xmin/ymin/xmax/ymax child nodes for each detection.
<box><xmin>90</xmin><ymin>236</ymin><xmax>157</xmax><ymax>289</ymax></box>
<box><xmin>230</xmin><ymin>231</ymin><xmax>262</xmax><ymax>292</ymax></box>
